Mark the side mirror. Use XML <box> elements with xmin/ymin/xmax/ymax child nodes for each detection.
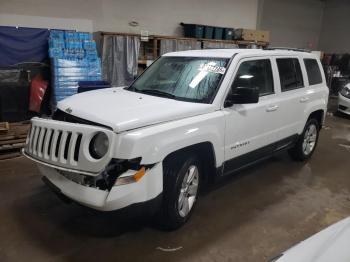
<box><xmin>224</xmin><ymin>86</ymin><xmax>259</xmax><ymax>107</ymax></box>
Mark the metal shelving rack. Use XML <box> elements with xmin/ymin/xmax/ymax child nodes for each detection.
<box><xmin>100</xmin><ymin>32</ymin><xmax>269</xmax><ymax>72</ymax></box>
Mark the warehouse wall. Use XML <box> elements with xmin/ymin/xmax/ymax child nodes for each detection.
<box><xmin>0</xmin><ymin>0</ymin><xmax>97</xmax><ymax>31</ymax></box>
<box><xmin>257</xmin><ymin>0</ymin><xmax>325</xmax><ymax>49</ymax></box>
<box><xmin>319</xmin><ymin>0</ymin><xmax>350</xmax><ymax>53</ymax></box>
<box><xmin>0</xmin><ymin>0</ymin><xmax>258</xmax><ymax>34</ymax></box>
<box><xmin>0</xmin><ymin>14</ymin><xmax>94</xmax><ymax>32</ymax></box>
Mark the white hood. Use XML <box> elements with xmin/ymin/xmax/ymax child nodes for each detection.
<box><xmin>57</xmin><ymin>88</ymin><xmax>216</xmax><ymax>133</ymax></box>
<box><xmin>277</xmin><ymin>217</ymin><xmax>350</xmax><ymax>262</ymax></box>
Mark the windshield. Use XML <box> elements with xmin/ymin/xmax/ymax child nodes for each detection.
<box><xmin>128</xmin><ymin>56</ymin><xmax>229</xmax><ymax>103</ymax></box>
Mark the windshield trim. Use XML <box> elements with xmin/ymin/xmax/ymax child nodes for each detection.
<box><xmin>208</xmin><ymin>53</ymin><xmax>236</xmax><ymax>104</ymax></box>
<box><xmin>126</xmin><ymin>56</ymin><xmax>233</xmax><ymax>104</ymax></box>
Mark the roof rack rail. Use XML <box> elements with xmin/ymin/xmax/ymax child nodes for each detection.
<box><xmin>265</xmin><ymin>47</ymin><xmax>311</xmax><ymax>53</ymax></box>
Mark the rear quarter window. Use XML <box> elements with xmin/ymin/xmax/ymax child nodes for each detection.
<box><xmin>304</xmin><ymin>58</ymin><xmax>323</xmax><ymax>85</ymax></box>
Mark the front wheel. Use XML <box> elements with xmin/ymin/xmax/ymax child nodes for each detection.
<box><xmin>288</xmin><ymin>119</ymin><xmax>319</xmax><ymax>161</ymax></box>
<box><xmin>160</xmin><ymin>154</ymin><xmax>201</xmax><ymax>230</ymax></box>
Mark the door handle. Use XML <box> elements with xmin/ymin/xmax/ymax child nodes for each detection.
<box><xmin>300</xmin><ymin>97</ymin><xmax>309</xmax><ymax>103</ymax></box>
<box><xmin>266</xmin><ymin>105</ymin><xmax>279</xmax><ymax>112</ymax></box>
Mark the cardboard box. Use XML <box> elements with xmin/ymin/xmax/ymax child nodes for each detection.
<box><xmin>241</xmin><ymin>29</ymin><xmax>257</xmax><ymax>41</ymax></box>
<box><xmin>256</xmin><ymin>30</ymin><xmax>270</xmax><ymax>42</ymax></box>
<box><xmin>311</xmin><ymin>51</ymin><xmax>324</xmax><ymax>60</ymax></box>
<box><xmin>235</xmin><ymin>29</ymin><xmax>270</xmax><ymax>42</ymax></box>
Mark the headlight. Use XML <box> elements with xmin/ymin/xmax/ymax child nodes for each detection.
<box><xmin>89</xmin><ymin>132</ymin><xmax>109</xmax><ymax>159</ymax></box>
<box><xmin>340</xmin><ymin>86</ymin><xmax>350</xmax><ymax>98</ymax></box>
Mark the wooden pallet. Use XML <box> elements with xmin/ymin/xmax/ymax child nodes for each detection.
<box><xmin>0</xmin><ymin>121</ymin><xmax>30</xmax><ymax>160</ymax></box>
<box><xmin>0</xmin><ymin>122</ymin><xmax>9</xmax><ymax>134</ymax></box>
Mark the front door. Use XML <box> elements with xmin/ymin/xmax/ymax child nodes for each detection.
<box><xmin>223</xmin><ymin>57</ymin><xmax>279</xmax><ymax>174</ymax></box>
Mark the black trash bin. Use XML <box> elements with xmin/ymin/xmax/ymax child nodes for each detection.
<box><xmin>213</xmin><ymin>27</ymin><xmax>224</xmax><ymax>40</ymax></box>
<box><xmin>180</xmin><ymin>23</ymin><xmax>204</xmax><ymax>38</ymax></box>
<box><xmin>204</xmin><ymin>26</ymin><xmax>214</xmax><ymax>39</ymax></box>
<box><xmin>223</xmin><ymin>28</ymin><xmax>234</xmax><ymax>40</ymax></box>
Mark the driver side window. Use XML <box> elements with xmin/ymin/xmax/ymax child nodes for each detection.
<box><xmin>232</xmin><ymin>59</ymin><xmax>274</xmax><ymax>96</ymax></box>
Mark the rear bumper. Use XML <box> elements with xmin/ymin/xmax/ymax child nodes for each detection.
<box><xmin>338</xmin><ymin>94</ymin><xmax>350</xmax><ymax>115</ymax></box>
<box><xmin>36</xmin><ymin>162</ymin><xmax>163</xmax><ymax>212</ymax></box>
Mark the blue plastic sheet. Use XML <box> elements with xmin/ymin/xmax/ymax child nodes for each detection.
<box><xmin>0</xmin><ymin>26</ymin><xmax>49</xmax><ymax>67</ymax></box>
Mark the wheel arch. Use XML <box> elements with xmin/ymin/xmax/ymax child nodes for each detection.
<box><xmin>163</xmin><ymin>142</ymin><xmax>217</xmax><ymax>185</ymax></box>
<box><xmin>307</xmin><ymin>109</ymin><xmax>325</xmax><ymax>129</ymax></box>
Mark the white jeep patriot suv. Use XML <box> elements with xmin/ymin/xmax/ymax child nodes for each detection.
<box><xmin>24</xmin><ymin>49</ymin><xmax>329</xmax><ymax>229</ymax></box>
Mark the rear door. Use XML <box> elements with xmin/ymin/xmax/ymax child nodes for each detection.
<box><xmin>272</xmin><ymin>56</ymin><xmax>308</xmax><ymax>142</ymax></box>
<box><xmin>303</xmin><ymin>57</ymin><xmax>327</xmax><ymax>123</ymax></box>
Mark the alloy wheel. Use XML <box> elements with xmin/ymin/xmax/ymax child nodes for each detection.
<box><xmin>302</xmin><ymin>124</ymin><xmax>318</xmax><ymax>155</ymax></box>
<box><xmin>178</xmin><ymin>165</ymin><xmax>199</xmax><ymax>218</ymax></box>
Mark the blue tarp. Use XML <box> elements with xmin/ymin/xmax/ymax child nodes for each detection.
<box><xmin>0</xmin><ymin>26</ymin><xmax>49</xmax><ymax>67</ymax></box>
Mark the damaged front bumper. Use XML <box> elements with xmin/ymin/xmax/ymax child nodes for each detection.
<box><xmin>25</xmin><ymin>151</ymin><xmax>163</xmax><ymax>211</ymax></box>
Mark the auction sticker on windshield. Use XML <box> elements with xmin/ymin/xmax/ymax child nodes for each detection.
<box><xmin>199</xmin><ymin>62</ymin><xmax>226</xmax><ymax>74</ymax></box>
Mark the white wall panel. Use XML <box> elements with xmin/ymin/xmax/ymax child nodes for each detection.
<box><xmin>257</xmin><ymin>0</ymin><xmax>325</xmax><ymax>49</ymax></box>
<box><xmin>0</xmin><ymin>0</ymin><xmax>258</xmax><ymax>34</ymax></box>
<box><xmin>319</xmin><ymin>0</ymin><xmax>350</xmax><ymax>53</ymax></box>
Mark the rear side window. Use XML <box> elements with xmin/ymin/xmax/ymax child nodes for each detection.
<box><xmin>232</xmin><ymin>59</ymin><xmax>274</xmax><ymax>96</ymax></box>
<box><xmin>277</xmin><ymin>58</ymin><xmax>304</xmax><ymax>91</ymax></box>
<box><xmin>304</xmin><ymin>59</ymin><xmax>322</xmax><ymax>85</ymax></box>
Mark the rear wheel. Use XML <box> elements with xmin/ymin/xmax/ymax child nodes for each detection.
<box><xmin>160</xmin><ymin>154</ymin><xmax>201</xmax><ymax>230</ymax></box>
<box><xmin>288</xmin><ymin>119</ymin><xmax>319</xmax><ymax>161</ymax></box>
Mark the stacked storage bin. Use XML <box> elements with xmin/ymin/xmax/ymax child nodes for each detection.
<box><xmin>48</xmin><ymin>30</ymin><xmax>102</xmax><ymax>106</ymax></box>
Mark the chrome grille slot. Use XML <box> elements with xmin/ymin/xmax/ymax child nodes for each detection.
<box><xmin>28</xmin><ymin>125</ymin><xmax>35</xmax><ymax>153</ymax></box>
<box><xmin>58</xmin><ymin>131</ymin><xmax>68</xmax><ymax>163</ymax></box>
<box><xmin>55</xmin><ymin>131</ymin><xmax>63</xmax><ymax>160</ymax></box>
<box><xmin>37</xmin><ymin>128</ymin><xmax>46</xmax><ymax>157</ymax></box>
<box><xmin>50</xmin><ymin>130</ymin><xmax>60</xmax><ymax>161</ymax></box>
<box><xmin>32</xmin><ymin>126</ymin><xmax>40</xmax><ymax>154</ymax></box>
<box><xmin>35</xmin><ymin>127</ymin><xmax>42</xmax><ymax>154</ymax></box>
<box><xmin>45</xmin><ymin>129</ymin><xmax>54</xmax><ymax>158</ymax></box>
<box><xmin>74</xmin><ymin>134</ymin><xmax>82</xmax><ymax>162</ymax></box>
<box><xmin>64</xmin><ymin>132</ymin><xmax>72</xmax><ymax>160</ymax></box>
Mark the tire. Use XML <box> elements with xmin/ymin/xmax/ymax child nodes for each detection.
<box><xmin>159</xmin><ymin>154</ymin><xmax>201</xmax><ymax>230</ymax></box>
<box><xmin>288</xmin><ymin>119</ymin><xmax>320</xmax><ymax>161</ymax></box>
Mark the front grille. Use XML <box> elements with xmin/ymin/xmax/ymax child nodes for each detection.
<box><xmin>339</xmin><ymin>105</ymin><xmax>348</xmax><ymax>111</ymax></box>
<box><xmin>28</xmin><ymin>125</ymin><xmax>82</xmax><ymax>165</ymax></box>
<box><xmin>25</xmin><ymin>117</ymin><xmax>114</xmax><ymax>174</ymax></box>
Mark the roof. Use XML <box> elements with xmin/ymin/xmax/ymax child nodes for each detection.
<box><xmin>162</xmin><ymin>49</ymin><xmax>318</xmax><ymax>59</ymax></box>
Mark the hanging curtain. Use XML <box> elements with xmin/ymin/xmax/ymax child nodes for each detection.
<box><xmin>0</xmin><ymin>26</ymin><xmax>50</xmax><ymax>67</ymax></box>
<box><xmin>202</xmin><ymin>41</ymin><xmax>238</xmax><ymax>49</ymax></box>
<box><xmin>160</xmin><ymin>39</ymin><xmax>177</xmax><ymax>55</ymax></box>
<box><xmin>102</xmin><ymin>35</ymin><xmax>140</xmax><ymax>87</ymax></box>
<box><xmin>177</xmin><ymin>39</ymin><xmax>201</xmax><ymax>51</ymax></box>
<box><xmin>160</xmin><ymin>39</ymin><xmax>201</xmax><ymax>55</ymax></box>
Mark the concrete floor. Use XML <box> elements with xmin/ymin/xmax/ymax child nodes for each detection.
<box><xmin>1</xmin><ymin>112</ymin><xmax>350</xmax><ymax>262</ymax></box>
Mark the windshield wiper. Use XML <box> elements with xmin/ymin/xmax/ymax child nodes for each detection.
<box><xmin>136</xmin><ymin>88</ymin><xmax>176</xmax><ymax>99</ymax></box>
